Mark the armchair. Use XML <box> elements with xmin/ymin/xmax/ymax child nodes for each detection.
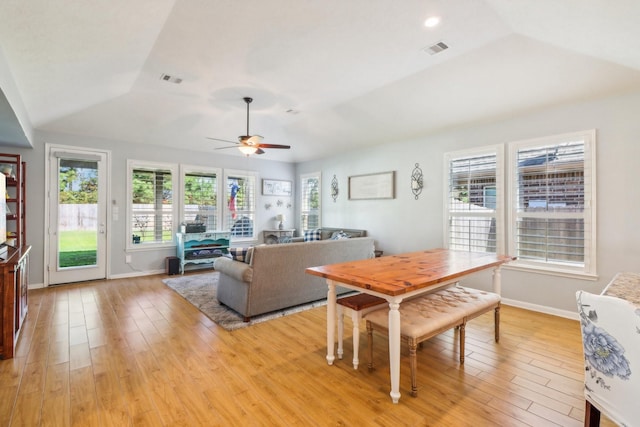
<box><xmin>576</xmin><ymin>290</ymin><xmax>640</xmax><ymax>426</ymax></box>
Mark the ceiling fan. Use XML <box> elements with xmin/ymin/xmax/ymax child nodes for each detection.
<box><xmin>207</xmin><ymin>97</ymin><xmax>291</xmax><ymax>155</ymax></box>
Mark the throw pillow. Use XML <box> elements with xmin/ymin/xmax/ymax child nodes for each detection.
<box><xmin>304</xmin><ymin>228</ymin><xmax>322</xmax><ymax>242</ymax></box>
<box><xmin>330</xmin><ymin>230</ymin><xmax>351</xmax><ymax>240</ymax></box>
<box><xmin>245</xmin><ymin>247</ymin><xmax>254</xmax><ymax>265</ymax></box>
<box><xmin>229</xmin><ymin>247</ymin><xmax>251</xmax><ymax>263</ymax></box>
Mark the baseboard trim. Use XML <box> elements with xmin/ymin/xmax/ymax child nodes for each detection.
<box><xmin>502</xmin><ymin>297</ymin><xmax>579</xmax><ymax>321</ymax></box>
<box><xmin>109</xmin><ymin>269</ymin><xmax>165</xmax><ymax>280</ymax></box>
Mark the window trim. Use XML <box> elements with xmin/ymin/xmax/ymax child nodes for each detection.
<box><xmin>506</xmin><ymin>129</ymin><xmax>597</xmax><ymax>279</ymax></box>
<box><xmin>179</xmin><ymin>164</ymin><xmax>223</xmax><ymax>232</ymax></box>
<box><xmin>127</xmin><ymin>160</ymin><xmax>178</xmax><ymax>250</ymax></box>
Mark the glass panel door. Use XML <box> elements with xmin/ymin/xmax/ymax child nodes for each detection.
<box><xmin>48</xmin><ymin>148</ymin><xmax>108</xmax><ymax>285</ymax></box>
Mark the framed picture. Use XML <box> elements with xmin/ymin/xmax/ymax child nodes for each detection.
<box><xmin>262</xmin><ymin>179</ymin><xmax>292</xmax><ymax>196</ymax></box>
<box><xmin>348</xmin><ymin>171</ymin><xmax>395</xmax><ymax>200</ymax></box>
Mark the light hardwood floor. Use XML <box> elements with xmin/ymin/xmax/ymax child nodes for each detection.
<box><xmin>0</xmin><ymin>274</ymin><xmax>614</xmax><ymax>426</ymax></box>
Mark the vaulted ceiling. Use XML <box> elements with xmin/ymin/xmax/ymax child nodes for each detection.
<box><xmin>1</xmin><ymin>0</ymin><xmax>640</xmax><ymax>162</ymax></box>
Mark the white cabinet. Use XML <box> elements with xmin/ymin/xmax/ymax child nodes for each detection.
<box><xmin>176</xmin><ymin>231</ymin><xmax>230</xmax><ymax>273</ymax></box>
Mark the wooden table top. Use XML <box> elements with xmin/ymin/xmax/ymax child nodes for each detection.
<box><xmin>306</xmin><ymin>248</ymin><xmax>515</xmax><ymax>296</ymax></box>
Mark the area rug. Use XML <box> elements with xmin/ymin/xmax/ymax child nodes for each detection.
<box><xmin>161</xmin><ymin>272</ymin><xmax>328</xmax><ymax>331</ymax></box>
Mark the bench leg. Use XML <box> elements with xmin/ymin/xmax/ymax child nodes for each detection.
<box><xmin>367</xmin><ymin>321</ymin><xmax>374</xmax><ymax>372</ymax></box>
<box><xmin>337</xmin><ymin>306</ymin><xmax>344</xmax><ymax>360</ymax></box>
<box><xmin>459</xmin><ymin>321</ymin><xmax>466</xmax><ymax>365</ymax></box>
<box><xmin>351</xmin><ymin>310</ymin><xmax>361</xmax><ymax>369</ymax></box>
<box><xmin>409</xmin><ymin>339</ymin><xmax>418</xmax><ymax>397</ymax></box>
<box><xmin>494</xmin><ymin>305</ymin><xmax>500</xmax><ymax>343</ymax></box>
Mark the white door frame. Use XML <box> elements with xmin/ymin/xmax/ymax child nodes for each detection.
<box><xmin>44</xmin><ymin>144</ymin><xmax>111</xmax><ymax>286</ymax></box>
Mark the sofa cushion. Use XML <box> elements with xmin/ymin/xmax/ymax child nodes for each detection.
<box><xmin>229</xmin><ymin>247</ymin><xmax>252</xmax><ymax>263</ymax></box>
<box><xmin>304</xmin><ymin>229</ymin><xmax>322</xmax><ymax>242</ymax></box>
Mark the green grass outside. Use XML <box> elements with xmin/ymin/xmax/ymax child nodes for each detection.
<box><xmin>58</xmin><ymin>230</ymin><xmax>173</xmax><ymax>267</ymax></box>
<box><xmin>59</xmin><ymin>230</ymin><xmax>97</xmax><ymax>267</ymax></box>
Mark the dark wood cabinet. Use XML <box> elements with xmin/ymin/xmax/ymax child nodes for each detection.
<box><xmin>0</xmin><ymin>153</ymin><xmax>26</xmax><ymax>247</ymax></box>
<box><xmin>0</xmin><ymin>245</ymin><xmax>31</xmax><ymax>359</ymax></box>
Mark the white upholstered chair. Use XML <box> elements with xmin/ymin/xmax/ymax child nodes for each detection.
<box><xmin>576</xmin><ymin>290</ymin><xmax>640</xmax><ymax>426</ymax></box>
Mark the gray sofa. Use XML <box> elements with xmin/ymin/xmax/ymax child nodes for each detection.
<box><xmin>213</xmin><ymin>237</ymin><xmax>375</xmax><ymax>321</ymax></box>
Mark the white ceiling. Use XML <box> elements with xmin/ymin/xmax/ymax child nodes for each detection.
<box><xmin>1</xmin><ymin>0</ymin><xmax>640</xmax><ymax>162</ymax></box>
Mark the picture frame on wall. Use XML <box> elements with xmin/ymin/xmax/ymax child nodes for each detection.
<box><xmin>348</xmin><ymin>171</ymin><xmax>395</xmax><ymax>200</ymax></box>
<box><xmin>262</xmin><ymin>179</ymin><xmax>292</xmax><ymax>196</ymax></box>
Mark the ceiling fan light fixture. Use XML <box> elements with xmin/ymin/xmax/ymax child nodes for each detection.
<box><xmin>238</xmin><ymin>145</ymin><xmax>258</xmax><ymax>156</ymax></box>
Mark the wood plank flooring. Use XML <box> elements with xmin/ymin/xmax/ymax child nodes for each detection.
<box><xmin>0</xmin><ymin>274</ymin><xmax>615</xmax><ymax>426</ymax></box>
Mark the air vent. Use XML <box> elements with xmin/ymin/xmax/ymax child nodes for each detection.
<box><xmin>160</xmin><ymin>73</ymin><xmax>183</xmax><ymax>84</ymax></box>
<box><xmin>423</xmin><ymin>41</ymin><xmax>449</xmax><ymax>56</ymax></box>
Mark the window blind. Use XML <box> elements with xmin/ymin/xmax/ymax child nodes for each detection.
<box><xmin>300</xmin><ymin>173</ymin><xmax>321</xmax><ymax>231</ymax></box>
<box><xmin>131</xmin><ymin>168</ymin><xmax>173</xmax><ymax>244</ymax></box>
<box><xmin>446</xmin><ymin>149</ymin><xmax>501</xmax><ymax>253</ymax></box>
<box><xmin>513</xmin><ymin>140</ymin><xmax>589</xmax><ymax>266</ymax></box>
<box><xmin>183</xmin><ymin>172</ymin><xmax>218</xmax><ymax>230</ymax></box>
<box><xmin>225</xmin><ymin>172</ymin><xmax>256</xmax><ymax>239</ymax></box>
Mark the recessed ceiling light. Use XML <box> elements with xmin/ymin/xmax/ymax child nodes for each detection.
<box><xmin>424</xmin><ymin>16</ymin><xmax>441</xmax><ymax>28</ymax></box>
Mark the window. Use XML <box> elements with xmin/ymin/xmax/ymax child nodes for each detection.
<box><xmin>128</xmin><ymin>160</ymin><xmax>177</xmax><ymax>247</ymax></box>
<box><xmin>181</xmin><ymin>166</ymin><xmax>221</xmax><ymax>230</ymax></box>
<box><xmin>300</xmin><ymin>172</ymin><xmax>321</xmax><ymax>231</ymax></box>
<box><xmin>444</xmin><ymin>130</ymin><xmax>596</xmax><ymax>277</ymax></box>
<box><xmin>444</xmin><ymin>146</ymin><xmax>503</xmax><ymax>254</ymax></box>
<box><xmin>224</xmin><ymin>169</ymin><xmax>256</xmax><ymax>240</ymax></box>
<box><xmin>508</xmin><ymin>130</ymin><xmax>596</xmax><ymax>277</ymax></box>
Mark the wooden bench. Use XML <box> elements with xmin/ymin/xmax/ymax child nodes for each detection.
<box><xmin>337</xmin><ymin>293</ymin><xmax>387</xmax><ymax>369</ymax></box>
<box><xmin>365</xmin><ymin>285</ymin><xmax>501</xmax><ymax>397</ymax></box>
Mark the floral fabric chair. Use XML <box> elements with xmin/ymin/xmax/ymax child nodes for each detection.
<box><xmin>576</xmin><ymin>290</ymin><xmax>640</xmax><ymax>426</ymax></box>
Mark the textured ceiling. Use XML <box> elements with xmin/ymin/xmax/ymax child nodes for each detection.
<box><xmin>1</xmin><ymin>0</ymin><xmax>640</xmax><ymax>162</ymax></box>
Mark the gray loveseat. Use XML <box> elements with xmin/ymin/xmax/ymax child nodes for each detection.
<box><xmin>213</xmin><ymin>237</ymin><xmax>375</xmax><ymax>321</ymax></box>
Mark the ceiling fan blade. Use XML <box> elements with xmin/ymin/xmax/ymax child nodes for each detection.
<box><xmin>255</xmin><ymin>148</ymin><xmax>266</xmax><ymax>155</ymax></box>
<box><xmin>206</xmin><ymin>137</ymin><xmax>240</xmax><ymax>145</ymax></box>
<box><xmin>257</xmin><ymin>143</ymin><xmax>291</xmax><ymax>149</ymax></box>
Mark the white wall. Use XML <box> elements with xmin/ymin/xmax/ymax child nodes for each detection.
<box><xmin>297</xmin><ymin>90</ymin><xmax>640</xmax><ymax>316</ymax></box>
<box><xmin>4</xmin><ymin>88</ymin><xmax>639</xmax><ymax>315</ymax></box>
<box><xmin>11</xmin><ymin>131</ymin><xmax>295</xmax><ymax>286</ymax></box>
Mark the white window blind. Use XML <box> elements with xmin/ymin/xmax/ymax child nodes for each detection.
<box><xmin>224</xmin><ymin>170</ymin><xmax>256</xmax><ymax>240</ymax></box>
<box><xmin>182</xmin><ymin>168</ymin><xmax>220</xmax><ymax>231</ymax></box>
<box><xmin>300</xmin><ymin>172</ymin><xmax>321</xmax><ymax>231</ymax></box>
<box><xmin>445</xmin><ymin>146</ymin><xmax>503</xmax><ymax>253</ymax></box>
<box><xmin>509</xmin><ymin>130</ymin><xmax>596</xmax><ymax>276</ymax></box>
<box><xmin>129</xmin><ymin>161</ymin><xmax>176</xmax><ymax>247</ymax></box>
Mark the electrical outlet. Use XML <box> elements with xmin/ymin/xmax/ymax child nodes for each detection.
<box><xmin>125</xmin><ymin>254</ymin><xmax>132</xmax><ymax>264</ymax></box>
